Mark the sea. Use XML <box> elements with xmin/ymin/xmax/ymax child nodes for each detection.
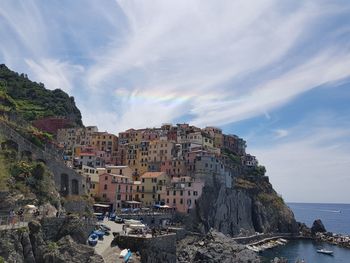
<box><xmin>261</xmin><ymin>203</ymin><xmax>350</xmax><ymax>263</ymax></box>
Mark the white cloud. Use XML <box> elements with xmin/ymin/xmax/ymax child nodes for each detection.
<box><xmin>274</xmin><ymin>129</ymin><xmax>289</xmax><ymax>139</ymax></box>
<box><xmin>84</xmin><ymin>0</ymin><xmax>350</xmax><ymax>131</ymax></box>
<box><xmin>25</xmin><ymin>58</ymin><xmax>84</xmax><ymax>93</ymax></box>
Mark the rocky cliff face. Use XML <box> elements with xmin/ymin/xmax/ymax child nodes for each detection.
<box><xmin>177</xmin><ymin>229</ymin><xmax>260</xmax><ymax>263</ymax></box>
<box><xmin>0</xmin><ymin>218</ymin><xmax>102</xmax><ymax>263</ymax></box>
<box><xmin>191</xmin><ymin>173</ymin><xmax>297</xmax><ymax>236</ymax></box>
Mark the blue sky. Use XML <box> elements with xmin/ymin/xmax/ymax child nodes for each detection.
<box><xmin>1</xmin><ymin>0</ymin><xmax>350</xmax><ymax>203</ymax></box>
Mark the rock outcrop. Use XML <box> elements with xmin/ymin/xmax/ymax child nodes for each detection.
<box><xmin>0</xmin><ymin>219</ymin><xmax>102</xmax><ymax>263</ymax></box>
<box><xmin>311</xmin><ymin>219</ymin><xmax>326</xmax><ymax>234</ymax></box>
<box><xmin>191</xmin><ymin>175</ymin><xmax>298</xmax><ymax>236</ymax></box>
<box><xmin>177</xmin><ymin>229</ymin><xmax>260</xmax><ymax>263</ymax></box>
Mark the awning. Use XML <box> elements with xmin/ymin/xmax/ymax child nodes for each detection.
<box><xmin>124</xmin><ymin>201</ymin><xmax>141</xmax><ymax>204</ymax></box>
<box><xmin>24</xmin><ymin>205</ymin><xmax>37</xmax><ymax>209</ymax></box>
<box><xmin>93</xmin><ymin>204</ymin><xmax>110</xmax><ymax>208</ymax></box>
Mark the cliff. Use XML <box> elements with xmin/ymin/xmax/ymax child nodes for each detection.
<box><xmin>190</xmin><ymin>159</ymin><xmax>297</xmax><ymax>236</ymax></box>
<box><xmin>0</xmin><ymin>64</ymin><xmax>82</xmax><ymax>127</ymax></box>
<box><xmin>0</xmin><ymin>217</ymin><xmax>102</xmax><ymax>263</ymax></box>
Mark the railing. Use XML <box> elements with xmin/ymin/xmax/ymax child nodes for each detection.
<box><xmin>0</xmin><ymin>214</ymin><xmax>97</xmax><ymax>231</ymax></box>
<box><xmin>0</xmin><ymin>214</ymin><xmax>34</xmax><ymax>230</ymax></box>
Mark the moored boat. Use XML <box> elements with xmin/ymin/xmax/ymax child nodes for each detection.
<box><xmin>88</xmin><ymin>233</ymin><xmax>98</xmax><ymax>246</ymax></box>
<box><xmin>316</xmin><ymin>248</ymin><xmax>333</xmax><ymax>255</ymax></box>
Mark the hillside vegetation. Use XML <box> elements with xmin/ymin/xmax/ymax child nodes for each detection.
<box><xmin>0</xmin><ymin>64</ymin><xmax>82</xmax><ymax>126</ymax></box>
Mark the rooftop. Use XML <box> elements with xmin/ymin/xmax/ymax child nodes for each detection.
<box><xmin>141</xmin><ymin>172</ymin><xmax>166</xmax><ymax>178</ymax></box>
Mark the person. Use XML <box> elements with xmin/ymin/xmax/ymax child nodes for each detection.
<box><xmin>9</xmin><ymin>210</ymin><xmax>15</xmax><ymax>226</ymax></box>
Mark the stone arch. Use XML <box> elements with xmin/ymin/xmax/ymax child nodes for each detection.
<box><xmin>1</xmin><ymin>139</ymin><xmax>19</xmax><ymax>152</ymax></box>
<box><xmin>21</xmin><ymin>150</ymin><xmax>32</xmax><ymax>161</ymax></box>
<box><xmin>60</xmin><ymin>173</ymin><xmax>69</xmax><ymax>196</ymax></box>
<box><xmin>71</xmin><ymin>179</ymin><xmax>79</xmax><ymax>195</ymax></box>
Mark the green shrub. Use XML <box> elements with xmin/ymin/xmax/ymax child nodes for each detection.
<box><xmin>47</xmin><ymin>241</ymin><xmax>58</xmax><ymax>252</ymax></box>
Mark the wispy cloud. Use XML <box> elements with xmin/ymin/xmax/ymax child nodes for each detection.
<box><xmin>1</xmin><ymin>1</ymin><xmax>350</xmax><ymax>133</ymax></box>
<box><xmin>274</xmin><ymin>129</ymin><xmax>289</xmax><ymax>139</ymax></box>
<box><xmin>25</xmin><ymin>59</ymin><xmax>84</xmax><ymax>93</ymax></box>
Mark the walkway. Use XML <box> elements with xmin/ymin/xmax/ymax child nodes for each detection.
<box><xmin>93</xmin><ymin>219</ymin><xmax>140</xmax><ymax>263</ymax></box>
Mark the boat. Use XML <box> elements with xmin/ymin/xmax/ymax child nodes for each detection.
<box><xmin>316</xmin><ymin>248</ymin><xmax>333</xmax><ymax>255</ymax></box>
<box><xmin>129</xmin><ymin>223</ymin><xmax>146</xmax><ymax>230</ymax></box>
<box><xmin>120</xmin><ymin>249</ymin><xmax>132</xmax><ymax>262</ymax></box>
<box><xmin>124</xmin><ymin>219</ymin><xmax>142</xmax><ymax>226</ymax></box>
<box><xmin>87</xmin><ymin>233</ymin><xmax>98</xmax><ymax>246</ymax></box>
<box><xmin>92</xmin><ymin>230</ymin><xmax>105</xmax><ymax>240</ymax></box>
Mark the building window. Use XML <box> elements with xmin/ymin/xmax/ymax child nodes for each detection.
<box><xmin>167</xmin><ymin>191</ymin><xmax>169</xmax><ymax>196</ymax></box>
<box><xmin>104</xmin><ymin>184</ymin><xmax>107</xmax><ymax>190</ymax></box>
<box><xmin>173</xmin><ymin>190</ymin><xmax>176</xmax><ymax>196</ymax></box>
<box><xmin>194</xmin><ymin>191</ymin><xmax>198</xmax><ymax>196</ymax></box>
<box><xmin>180</xmin><ymin>198</ymin><xmax>183</xmax><ymax>204</ymax></box>
<box><xmin>142</xmin><ymin>178</ymin><xmax>145</xmax><ymax>183</ymax></box>
<box><xmin>142</xmin><ymin>194</ymin><xmax>144</xmax><ymax>198</ymax></box>
<box><xmin>105</xmin><ymin>176</ymin><xmax>108</xmax><ymax>181</ymax></box>
<box><xmin>173</xmin><ymin>199</ymin><xmax>176</xmax><ymax>204</ymax></box>
<box><xmin>117</xmin><ymin>194</ymin><xmax>121</xmax><ymax>200</ymax></box>
<box><xmin>188</xmin><ymin>190</ymin><xmax>191</xmax><ymax>196</ymax></box>
<box><xmin>167</xmin><ymin>198</ymin><xmax>169</xmax><ymax>204</ymax></box>
<box><xmin>180</xmin><ymin>190</ymin><xmax>183</xmax><ymax>196</ymax></box>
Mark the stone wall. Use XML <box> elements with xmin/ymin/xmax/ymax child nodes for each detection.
<box><xmin>113</xmin><ymin>234</ymin><xmax>176</xmax><ymax>263</ymax></box>
<box><xmin>0</xmin><ymin>120</ymin><xmax>84</xmax><ymax>196</ymax></box>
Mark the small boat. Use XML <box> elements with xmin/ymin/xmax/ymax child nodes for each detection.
<box><xmin>88</xmin><ymin>233</ymin><xmax>98</xmax><ymax>246</ymax></box>
<box><xmin>92</xmin><ymin>230</ymin><xmax>105</xmax><ymax>240</ymax></box>
<box><xmin>120</xmin><ymin>249</ymin><xmax>132</xmax><ymax>262</ymax></box>
<box><xmin>124</xmin><ymin>219</ymin><xmax>142</xmax><ymax>226</ymax></box>
<box><xmin>119</xmin><ymin>249</ymin><xmax>128</xmax><ymax>258</ymax></box>
<box><xmin>317</xmin><ymin>248</ymin><xmax>333</xmax><ymax>255</ymax></box>
<box><xmin>129</xmin><ymin>223</ymin><xmax>146</xmax><ymax>230</ymax></box>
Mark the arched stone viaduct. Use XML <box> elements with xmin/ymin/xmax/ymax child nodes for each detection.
<box><xmin>0</xmin><ymin>120</ymin><xmax>83</xmax><ymax>196</ymax></box>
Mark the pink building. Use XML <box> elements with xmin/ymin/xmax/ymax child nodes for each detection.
<box><xmin>98</xmin><ymin>173</ymin><xmax>133</xmax><ymax>209</ymax></box>
<box><xmin>159</xmin><ymin>176</ymin><xmax>204</xmax><ymax>213</ymax></box>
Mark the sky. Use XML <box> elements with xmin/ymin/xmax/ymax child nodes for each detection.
<box><xmin>1</xmin><ymin>0</ymin><xmax>350</xmax><ymax>203</ymax></box>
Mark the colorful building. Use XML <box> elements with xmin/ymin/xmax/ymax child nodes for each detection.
<box><xmin>98</xmin><ymin>172</ymin><xmax>133</xmax><ymax>209</ymax></box>
<box><xmin>140</xmin><ymin>172</ymin><xmax>170</xmax><ymax>206</ymax></box>
<box><xmin>160</xmin><ymin>176</ymin><xmax>204</xmax><ymax>213</ymax></box>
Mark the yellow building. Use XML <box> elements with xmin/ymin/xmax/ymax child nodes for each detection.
<box><xmin>105</xmin><ymin>165</ymin><xmax>133</xmax><ymax>178</ymax></box>
<box><xmin>148</xmin><ymin>140</ymin><xmax>174</xmax><ymax>163</ymax></box>
<box><xmin>140</xmin><ymin>172</ymin><xmax>170</xmax><ymax>206</ymax></box>
<box><xmin>91</xmin><ymin>131</ymin><xmax>118</xmax><ymax>164</ymax></box>
<box><xmin>81</xmin><ymin>165</ymin><xmax>106</xmax><ymax>197</ymax></box>
<box><xmin>136</xmin><ymin>141</ymin><xmax>149</xmax><ymax>177</ymax></box>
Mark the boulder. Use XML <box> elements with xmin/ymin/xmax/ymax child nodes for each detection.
<box><xmin>42</xmin><ymin>235</ymin><xmax>104</xmax><ymax>263</ymax></box>
<box><xmin>177</xmin><ymin>229</ymin><xmax>260</xmax><ymax>263</ymax></box>
<box><xmin>311</xmin><ymin>219</ymin><xmax>326</xmax><ymax>234</ymax></box>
